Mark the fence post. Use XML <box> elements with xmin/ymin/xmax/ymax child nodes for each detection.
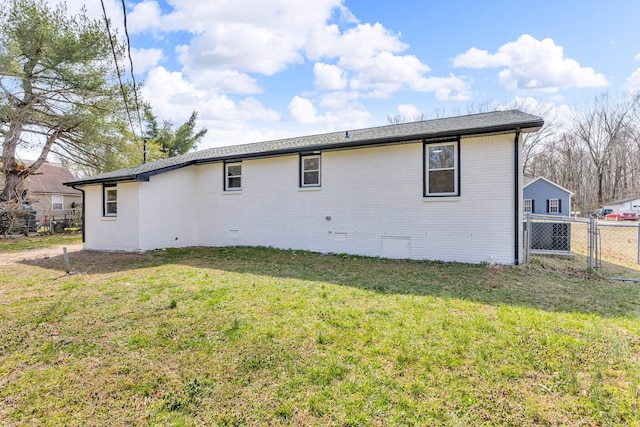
<box><xmin>589</xmin><ymin>217</ymin><xmax>595</xmax><ymax>270</ymax></box>
<box><xmin>525</xmin><ymin>214</ymin><xmax>531</xmax><ymax>264</ymax></box>
<box><xmin>637</xmin><ymin>223</ymin><xmax>640</xmax><ymax>265</ymax></box>
<box><xmin>63</xmin><ymin>247</ymin><xmax>70</xmax><ymax>274</ymax></box>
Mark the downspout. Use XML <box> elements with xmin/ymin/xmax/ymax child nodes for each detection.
<box><xmin>71</xmin><ymin>185</ymin><xmax>85</xmax><ymax>243</ymax></box>
<box><xmin>514</xmin><ymin>128</ymin><xmax>521</xmax><ymax>265</ymax></box>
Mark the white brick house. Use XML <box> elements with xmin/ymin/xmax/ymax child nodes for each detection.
<box><xmin>65</xmin><ymin>110</ymin><xmax>543</xmax><ymax>264</ymax></box>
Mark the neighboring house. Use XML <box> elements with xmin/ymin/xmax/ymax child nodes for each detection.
<box><xmin>523</xmin><ymin>177</ymin><xmax>573</xmax><ymax>216</ymax></box>
<box><xmin>1</xmin><ymin>161</ymin><xmax>82</xmax><ymax>222</ymax></box>
<box><xmin>65</xmin><ymin>110</ymin><xmax>543</xmax><ymax>265</ymax></box>
<box><xmin>603</xmin><ymin>196</ymin><xmax>640</xmax><ymax>214</ymax></box>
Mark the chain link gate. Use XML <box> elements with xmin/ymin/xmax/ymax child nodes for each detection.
<box><xmin>524</xmin><ymin>214</ymin><xmax>640</xmax><ymax>280</ymax></box>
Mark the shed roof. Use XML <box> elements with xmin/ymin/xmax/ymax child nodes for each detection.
<box><xmin>523</xmin><ymin>177</ymin><xmax>574</xmax><ymax>195</ymax></box>
<box><xmin>66</xmin><ymin>109</ymin><xmax>543</xmax><ymax>186</ymax></box>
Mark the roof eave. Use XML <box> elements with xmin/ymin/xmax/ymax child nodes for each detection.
<box><xmin>65</xmin><ymin>118</ymin><xmax>543</xmax><ymax>186</ymax></box>
<box><xmin>197</xmin><ymin>120</ymin><xmax>544</xmax><ymax>164</ymax></box>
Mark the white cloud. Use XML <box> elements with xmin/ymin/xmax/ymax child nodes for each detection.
<box><xmin>288</xmin><ymin>96</ymin><xmax>370</xmax><ymax>130</ymax></box>
<box><xmin>130</xmin><ymin>48</ymin><xmax>163</xmax><ymax>74</ymax></box>
<box><xmin>396</xmin><ymin>104</ymin><xmax>421</xmax><ymax>119</ymax></box>
<box><xmin>127</xmin><ymin>1</ymin><xmax>163</xmax><ymax>33</ymax></box>
<box><xmin>179</xmin><ymin>23</ymin><xmax>305</xmax><ymax>76</ymax></box>
<box><xmin>410</xmin><ymin>74</ymin><xmax>472</xmax><ymax>101</ymax></box>
<box><xmin>452</xmin><ymin>47</ymin><xmax>510</xmax><ymax>68</ymax></box>
<box><xmin>306</xmin><ymin>23</ymin><xmax>407</xmax><ymax>67</ymax></box>
<box><xmin>314</xmin><ymin>63</ymin><xmax>348</xmax><ymax>90</ymax></box>
<box><xmin>121</xmin><ymin>0</ymin><xmax>472</xmax><ymax>121</ymax></box>
<box><xmin>318</xmin><ymin>91</ymin><xmax>360</xmax><ymax>110</ymax></box>
<box><xmin>180</xmin><ymin>66</ymin><xmax>263</xmax><ymax>95</ymax></box>
<box><xmin>288</xmin><ymin>96</ymin><xmax>335</xmax><ymax>125</ymax></box>
<box><xmin>453</xmin><ymin>34</ymin><xmax>608</xmax><ymax>92</ymax></box>
<box><xmin>626</xmin><ymin>68</ymin><xmax>640</xmax><ymax>94</ymax></box>
<box><xmin>305</xmin><ymin>23</ymin><xmax>470</xmax><ymax>100</ymax></box>
<box><xmin>140</xmin><ymin>67</ymin><xmax>280</xmax><ymax>148</ymax></box>
<box><xmin>130</xmin><ymin>0</ymin><xmax>343</xmax><ymax>76</ymax></box>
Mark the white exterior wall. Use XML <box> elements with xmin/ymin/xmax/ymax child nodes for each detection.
<box><xmin>193</xmin><ymin>134</ymin><xmax>519</xmax><ymax>264</ymax></box>
<box><xmin>83</xmin><ymin>133</ymin><xmax>521</xmax><ymax>263</ymax></box>
<box><xmin>83</xmin><ymin>167</ymin><xmax>199</xmax><ymax>251</ymax></box>
<box><xmin>84</xmin><ymin>182</ymin><xmax>140</xmax><ymax>251</ymax></box>
<box><xmin>137</xmin><ymin>167</ymin><xmax>198</xmax><ymax>251</ymax></box>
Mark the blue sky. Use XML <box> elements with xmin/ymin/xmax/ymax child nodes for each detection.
<box><xmin>59</xmin><ymin>0</ymin><xmax>640</xmax><ymax>149</ymax></box>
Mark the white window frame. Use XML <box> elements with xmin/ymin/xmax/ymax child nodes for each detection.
<box><xmin>225</xmin><ymin>162</ymin><xmax>242</xmax><ymax>191</ymax></box>
<box><xmin>300</xmin><ymin>154</ymin><xmax>321</xmax><ymax>187</ymax></box>
<box><xmin>523</xmin><ymin>199</ymin><xmax>533</xmax><ymax>213</ymax></box>
<box><xmin>424</xmin><ymin>139</ymin><xmax>459</xmax><ymax>197</ymax></box>
<box><xmin>104</xmin><ymin>185</ymin><xmax>117</xmax><ymax>217</ymax></box>
<box><xmin>52</xmin><ymin>194</ymin><xmax>63</xmax><ymax>210</ymax></box>
<box><xmin>549</xmin><ymin>198</ymin><xmax>560</xmax><ymax>213</ymax></box>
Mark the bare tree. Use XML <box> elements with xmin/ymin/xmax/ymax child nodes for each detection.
<box><xmin>571</xmin><ymin>93</ymin><xmax>638</xmax><ymax>205</ymax></box>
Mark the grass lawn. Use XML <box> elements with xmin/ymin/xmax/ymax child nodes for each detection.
<box><xmin>0</xmin><ymin>233</ymin><xmax>81</xmax><ymax>252</ymax></box>
<box><xmin>1</xmin><ymin>239</ymin><xmax>639</xmax><ymax>425</ymax></box>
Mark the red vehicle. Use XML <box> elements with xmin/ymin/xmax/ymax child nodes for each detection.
<box><xmin>605</xmin><ymin>211</ymin><xmax>638</xmax><ymax>221</ymax></box>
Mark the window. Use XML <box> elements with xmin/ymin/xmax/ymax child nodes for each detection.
<box><xmin>52</xmin><ymin>195</ymin><xmax>63</xmax><ymax>210</ymax></box>
<box><xmin>104</xmin><ymin>185</ymin><xmax>117</xmax><ymax>216</ymax></box>
<box><xmin>225</xmin><ymin>162</ymin><xmax>242</xmax><ymax>191</ymax></box>
<box><xmin>548</xmin><ymin>198</ymin><xmax>560</xmax><ymax>213</ymax></box>
<box><xmin>424</xmin><ymin>139</ymin><xmax>459</xmax><ymax>197</ymax></box>
<box><xmin>523</xmin><ymin>199</ymin><xmax>533</xmax><ymax>213</ymax></box>
<box><xmin>300</xmin><ymin>154</ymin><xmax>321</xmax><ymax>187</ymax></box>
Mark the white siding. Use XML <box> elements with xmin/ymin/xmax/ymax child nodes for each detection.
<box><xmin>84</xmin><ymin>133</ymin><xmax>521</xmax><ymax>263</ymax></box>
<box><xmin>84</xmin><ymin>182</ymin><xmax>140</xmax><ymax>251</ymax></box>
<box><xmin>138</xmin><ymin>167</ymin><xmax>198</xmax><ymax>251</ymax></box>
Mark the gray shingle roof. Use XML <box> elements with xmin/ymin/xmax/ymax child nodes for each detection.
<box><xmin>65</xmin><ymin>109</ymin><xmax>543</xmax><ymax>186</ymax></box>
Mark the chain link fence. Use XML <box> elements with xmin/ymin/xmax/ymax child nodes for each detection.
<box><xmin>524</xmin><ymin>214</ymin><xmax>640</xmax><ymax>280</ymax></box>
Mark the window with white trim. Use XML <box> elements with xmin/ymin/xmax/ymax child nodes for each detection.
<box><xmin>548</xmin><ymin>198</ymin><xmax>560</xmax><ymax>213</ymax></box>
<box><xmin>523</xmin><ymin>199</ymin><xmax>533</xmax><ymax>213</ymax></box>
<box><xmin>301</xmin><ymin>154</ymin><xmax>321</xmax><ymax>187</ymax></box>
<box><xmin>225</xmin><ymin>162</ymin><xmax>242</xmax><ymax>191</ymax></box>
<box><xmin>52</xmin><ymin>194</ymin><xmax>63</xmax><ymax>210</ymax></box>
<box><xmin>424</xmin><ymin>139</ymin><xmax>459</xmax><ymax>197</ymax></box>
<box><xmin>104</xmin><ymin>185</ymin><xmax>117</xmax><ymax>216</ymax></box>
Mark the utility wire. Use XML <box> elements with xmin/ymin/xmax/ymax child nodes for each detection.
<box><xmin>119</xmin><ymin>0</ymin><xmax>147</xmax><ymax>162</ymax></box>
<box><xmin>100</xmin><ymin>0</ymin><xmax>146</xmax><ymax>163</ymax></box>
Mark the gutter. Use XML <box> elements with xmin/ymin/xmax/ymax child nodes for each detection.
<box><xmin>514</xmin><ymin>128</ymin><xmax>521</xmax><ymax>265</ymax></box>
<box><xmin>70</xmin><ymin>185</ymin><xmax>86</xmax><ymax>243</ymax></box>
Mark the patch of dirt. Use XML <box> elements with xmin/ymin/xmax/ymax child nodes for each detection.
<box><xmin>1</xmin><ymin>244</ymin><xmax>155</xmax><ymax>275</ymax></box>
<box><xmin>0</xmin><ymin>244</ymin><xmax>84</xmax><ymax>266</ymax></box>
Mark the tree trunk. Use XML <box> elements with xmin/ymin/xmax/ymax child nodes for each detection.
<box><xmin>0</xmin><ymin>171</ymin><xmax>26</xmax><ymax>203</ymax></box>
<box><xmin>597</xmin><ymin>171</ymin><xmax>604</xmax><ymax>206</ymax></box>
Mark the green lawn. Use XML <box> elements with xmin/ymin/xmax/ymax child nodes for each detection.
<box><xmin>1</xmin><ymin>240</ymin><xmax>639</xmax><ymax>425</ymax></box>
<box><xmin>0</xmin><ymin>233</ymin><xmax>81</xmax><ymax>252</ymax></box>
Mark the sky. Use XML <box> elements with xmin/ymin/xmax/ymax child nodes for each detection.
<box><xmin>49</xmin><ymin>0</ymin><xmax>640</xmax><ymax>150</ymax></box>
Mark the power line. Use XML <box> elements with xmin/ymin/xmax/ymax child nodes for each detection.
<box><xmin>100</xmin><ymin>0</ymin><xmax>147</xmax><ymax>163</ymax></box>
<box><xmin>119</xmin><ymin>0</ymin><xmax>147</xmax><ymax>163</ymax></box>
